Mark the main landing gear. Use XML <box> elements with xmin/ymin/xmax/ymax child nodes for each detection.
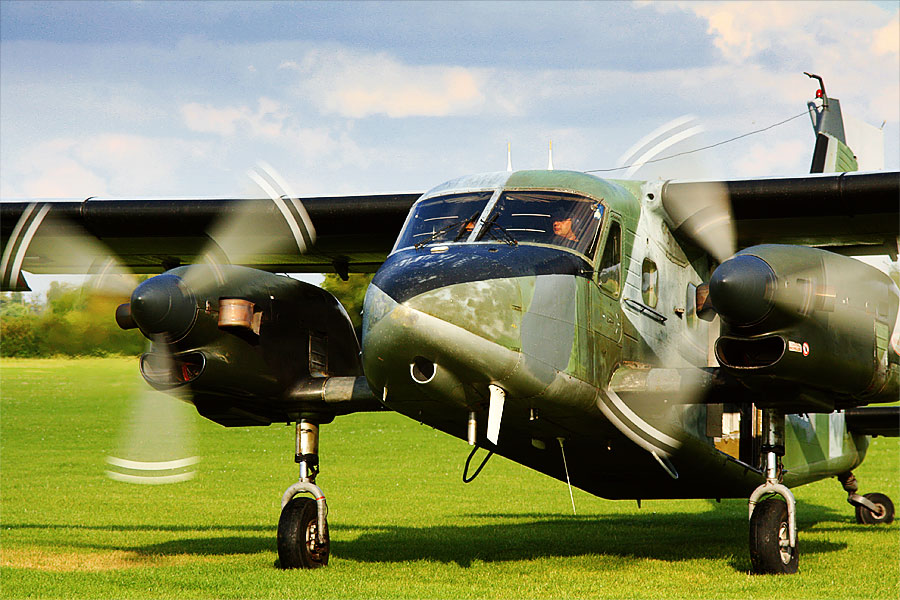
<box><xmin>747</xmin><ymin>410</ymin><xmax>896</xmax><ymax>575</ymax></box>
<box><xmin>277</xmin><ymin>419</ymin><xmax>330</xmax><ymax>569</ymax></box>
<box><xmin>748</xmin><ymin>409</ymin><xmax>798</xmax><ymax>575</ymax></box>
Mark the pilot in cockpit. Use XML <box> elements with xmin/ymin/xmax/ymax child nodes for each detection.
<box><xmin>552</xmin><ymin>217</ymin><xmax>578</xmax><ymax>243</ymax></box>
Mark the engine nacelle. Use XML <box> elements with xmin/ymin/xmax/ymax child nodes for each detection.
<box><xmin>709</xmin><ymin>244</ymin><xmax>899</xmax><ymax>411</ymax></box>
<box><xmin>121</xmin><ymin>265</ymin><xmax>363</xmax><ymax>425</ymax></box>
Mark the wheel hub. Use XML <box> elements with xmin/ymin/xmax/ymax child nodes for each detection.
<box><xmin>305</xmin><ymin>521</ymin><xmax>327</xmax><ymax>562</ymax></box>
<box><xmin>777</xmin><ymin>523</ymin><xmax>793</xmax><ymax>564</ymax></box>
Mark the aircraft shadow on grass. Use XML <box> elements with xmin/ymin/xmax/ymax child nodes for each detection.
<box><xmin>332</xmin><ymin>506</ymin><xmax>850</xmax><ymax>571</ymax></box>
<box><xmin>10</xmin><ymin>498</ymin><xmax>860</xmax><ymax>571</ymax></box>
<box><xmin>6</xmin><ymin>524</ymin><xmax>270</xmax><ymax>533</ymax></box>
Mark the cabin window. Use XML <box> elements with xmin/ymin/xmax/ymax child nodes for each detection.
<box><xmin>686</xmin><ymin>283</ymin><xmax>697</xmax><ymax>327</ymax></box>
<box><xmin>642</xmin><ymin>258</ymin><xmax>658</xmax><ymax>308</ymax></box>
<box><xmin>394</xmin><ymin>191</ymin><xmax>493</xmax><ymax>250</ymax></box>
<box><xmin>477</xmin><ymin>191</ymin><xmax>604</xmax><ymax>256</ymax></box>
<box><xmin>597</xmin><ymin>221</ymin><xmax>621</xmax><ymax>298</ymax></box>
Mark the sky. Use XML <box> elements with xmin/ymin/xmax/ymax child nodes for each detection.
<box><xmin>1</xmin><ymin>0</ymin><xmax>898</xmax><ymax>293</ymax></box>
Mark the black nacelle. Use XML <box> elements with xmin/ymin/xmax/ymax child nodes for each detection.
<box><xmin>710</xmin><ymin>244</ymin><xmax>899</xmax><ymax>411</ymax></box>
<box><xmin>125</xmin><ymin>266</ymin><xmax>362</xmax><ymax>426</ymax></box>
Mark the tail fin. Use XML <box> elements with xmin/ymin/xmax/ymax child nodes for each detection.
<box><xmin>806</xmin><ymin>72</ymin><xmax>884</xmax><ymax>173</ymax></box>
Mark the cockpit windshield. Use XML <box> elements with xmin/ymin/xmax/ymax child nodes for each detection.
<box><xmin>394</xmin><ymin>189</ymin><xmax>605</xmax><ymax>257</ymax></box>
<box><xmin>394</xmin><ymin>192</ymin><xmax>492</xmax><ymax>250</ymax></box>
<box><xmin>480</xmin><ymin>191</ymin><xmax>604</xmax><ymax>256</ymax></box>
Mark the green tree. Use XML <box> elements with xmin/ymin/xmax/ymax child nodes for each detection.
<box><xmin>0</xmin><ymin>313</ymin><xmax>42</xmax><ymax>357</ymax></box>
<box><xmin>320</xmin><ymin>273</ymin><xmax>374</xmax><ymax>331</ymax></box>
<box><xmin>46</xmin><ymin>281</ymin><xmax>87</xmax><ymax>314</ymax></box>
<box><xmin>0</xmin><ymin>291</ymin><xmax>41</xmax><ymax>317</ymax></box>
<box><xmin>0</xmin><ymin>280</ymin><xmax>145</xmax><ymax>357</ymax></box>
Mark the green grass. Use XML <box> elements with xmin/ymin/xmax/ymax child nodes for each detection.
<box><xmin>1</xmin><ymin>357</ymin><xmax>898</xmax><ymax>599</ymax></box>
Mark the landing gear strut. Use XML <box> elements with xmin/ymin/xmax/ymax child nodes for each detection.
<box><xmin>838</xmin><ymin>471</ymin><xmax>895</xmax><ymax>525</ymax></box>
<box><xmin>748</xmin><ymin>409</ymin><xmax>798</xmax><ymax>574</ymax></box>
<box><xmin>277</xmin><ymin>419</ymin><xmax>330</xmax><ymax>569</ymax></box>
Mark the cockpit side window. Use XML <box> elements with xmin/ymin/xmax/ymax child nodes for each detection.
<box><xmin>394</xmin><ymin>192</ymin><xmax>493</xmax><ymax>250</ymax></box>
<box><xmin>597</xmin><ymin>220</ymin><xmax>621</xmax><ymax>298</ymax></box>
<box><xmin>478</xmin><ymin>191</ymin><xmax>604</xmax><ymax>256</ymax></box>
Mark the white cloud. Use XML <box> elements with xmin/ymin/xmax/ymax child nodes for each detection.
<box><xmin>283</xmin><ymin>49</ymin><xmax>489</xmax><ymax>118</ymax></box>
<box><xmin>182</xmin><ymin>98</ymin><xmax>287</xmax><ymax>138</ymax></box>
<box><xmin>660</xmin><ymin>1</ymin><xmax>900</xmax><ymax>126</ymax></box>
<box><xmin>732</xmin><ymin>138</ymin><xmax>809</xmax><ymax>178</ymax></box>
<box><xmin>179</xmin><ymin>96</ymin><xmax>376</xmax><ymax>175</ymax></box>
<box><xmin>5</xmin><ymin>139</ymin><xmax>108</xmax><ymax>198</ymax></box>
<box><xmin>871</xmin><ymin>12</ymin><xmax>899</xmax><ymax>56</ymax></box>
<box><xmin>181</xmin><ymin>104</ymin><xmax>247</xmax><ymax>136</ymax></box>
<box><xmin>685</xmin><ymin>2</ymin><xmax>808</xmax><ymax>61</ymax></box>
<box><xmin>5</xmin><ymin>135</ymin><xmax>211</xmax><ymax>197</ymax></box>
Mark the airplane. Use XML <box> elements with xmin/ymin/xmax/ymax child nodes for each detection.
<box><xmin>2</xmin><ymin>75</ymin><xmax>898</xmax><ymax>574</ymax></box>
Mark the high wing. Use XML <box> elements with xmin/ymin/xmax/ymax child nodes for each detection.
<box><xmin>2</xmin><ymin>170</ymin><xmax>897</xmax><ymax>292</ymax></box>
<box><xmin>661</xmin><ymin>170</ymin><xmax>899</xmax><ymax>259</ymax></box>
<box><xmin>1</xmin><ymin>193</ymin><xmax>421</xmax><ymax>290</ymax></box>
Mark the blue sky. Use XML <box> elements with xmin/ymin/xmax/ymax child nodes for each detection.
<box><xmin>1</xmin><ymin>1</ymin><xmax>898</xmax><ymax>291</ymax></box>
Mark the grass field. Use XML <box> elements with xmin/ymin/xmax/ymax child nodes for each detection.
<box><xmin>1</xmin><ymin>357</ymin><xmax>898</xmax><ymax>599</ymax></box>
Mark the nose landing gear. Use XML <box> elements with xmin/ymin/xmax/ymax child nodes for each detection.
<box><xmin>277</xmin><ymin>420</ymin><xmax>330</xmax><ymax>569</ymax></box>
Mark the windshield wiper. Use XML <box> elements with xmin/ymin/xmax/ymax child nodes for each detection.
<box><xmin>478</xmin><ymin>211</ymin><xmax>518</xmax><ymax>246</ymax></box>
<box><xmin>414</xmin><ymin>211</ymin><xmax>481</xmax><ymax>249</ymax></box>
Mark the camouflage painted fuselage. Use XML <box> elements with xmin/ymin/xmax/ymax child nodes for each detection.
<box><xmin>362</xmin><ymin>170</ymin><xmax>870</xmax><ymax>500</ymax></box>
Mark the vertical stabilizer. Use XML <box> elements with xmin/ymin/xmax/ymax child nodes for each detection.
<box><xmin>808</xmin><ymin>95</ymin><xmax>858</xmax><ymax>173</ymax></box>
<box><xmin>805</xmin><ymin>72</ymin><xmax>882</xmax><ymax>173</ymax></box>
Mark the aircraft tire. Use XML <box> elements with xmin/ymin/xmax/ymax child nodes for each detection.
<box><xmin>277</xmin><ymin>496</ymin><xmax>330</xmax><ymax>569</ymax></box>
<box><xmin>749</xmin><ymin>498</ymin><xmax>799</xmax><ymax>575</ymax></box>
<box><xmin>855</xmin><ymin>493</ymin><xmax>894</xmax><ymax>525</ymax></box>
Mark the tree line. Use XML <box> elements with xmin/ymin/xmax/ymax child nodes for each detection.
<box><xmin>1</xmin><ymin>273</ymin><xmax>373</xmax><ymax>358</ymax></box>
<box><xmin>1</xmin><ymin>281</ymin><xmax>146</xmax><ymax>357</ymax></box>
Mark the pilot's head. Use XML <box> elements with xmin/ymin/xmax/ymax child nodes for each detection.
<box><xmin>553</xmin><ymin>218</ymin><xmax>577</xmax><ymax>241</ymax></box>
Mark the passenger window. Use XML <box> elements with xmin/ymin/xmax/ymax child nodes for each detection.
<box><xmin>642</xmin><ymin>259</ymin><xmax>658</xmax><ymax>308</ymax></box>
<box><xmin>686</xmin><ymin>283</ymin><xmax>697</xmax><ymax>328</ymax></box>
<box><xmin>597</xmin><ymin>221</ymin><xmax>621</xmax><ymax>298</ymax></box>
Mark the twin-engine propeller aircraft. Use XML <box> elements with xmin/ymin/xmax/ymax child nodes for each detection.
<box><xmin>2</xmin><ymin>77</ymin><xmax>898</xmax><ymax>574</ymax></box>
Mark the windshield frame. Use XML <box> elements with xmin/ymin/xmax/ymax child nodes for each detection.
<box><xmin>473</xmin><ymin>189</ymin><xmax>606</xmax><ymax>259</ymax></box>
<box><xmin>392</xmin><ymin>190</ymin><xmax>495</xmax><ymax>253</ymax></box>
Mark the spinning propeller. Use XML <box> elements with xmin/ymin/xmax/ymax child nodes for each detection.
<box><xmin>3</xmin><ymin>164</ymin><xmax>317</xmax><ymax>484</ymax></box>
<box><xmin>108</xmin><ymin>162</ymin><xmax>317</xmax><ymax>483</ymax></box>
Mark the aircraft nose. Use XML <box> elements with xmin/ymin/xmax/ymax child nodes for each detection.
<box><xmin>363</xmin><ymin>257</ymin><xmax>522</xmax><ymax>397</ymax></box>
<box><xmin>709</xmin><ymin>254</ymin><xmax>776</xmax><ymax>325</ymax></box>
<box><xmin>129</xmin><ymin>274</ymin><xmax>197</xmax><ymax>338</ymax></box>
<box><xmin>370</xmin><ymin>249</ymin><xmax>514</xmax><ymax>305</ymax></box>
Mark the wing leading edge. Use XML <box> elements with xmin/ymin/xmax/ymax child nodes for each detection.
<box><xmin>662</xmin><ymin>171</ymin><xmax>900</xmax><ymax>259</ymax></box>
